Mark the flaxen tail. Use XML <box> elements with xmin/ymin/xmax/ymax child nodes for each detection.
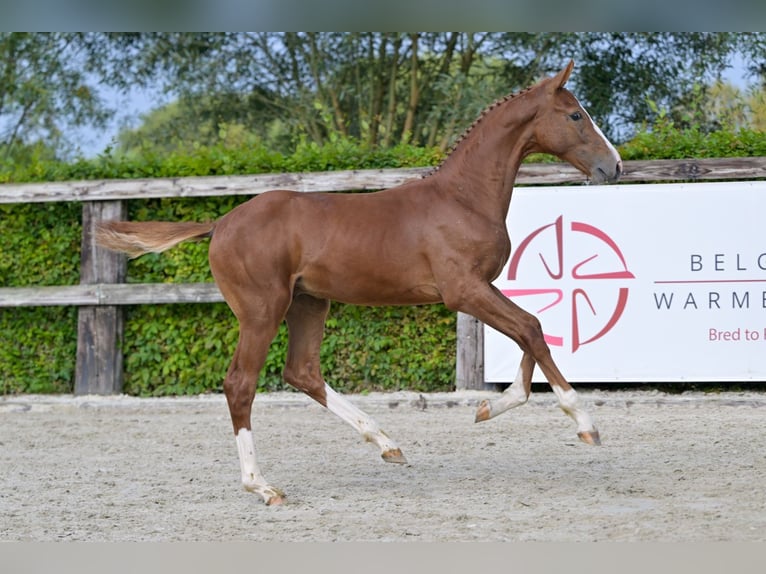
<box><xmin>95</xmin><ymin>220</ymin><xmax>216</xmax><ymax>258</ymax></box>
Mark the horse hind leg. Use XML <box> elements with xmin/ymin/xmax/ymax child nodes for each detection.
<box><xmin>284</xmin><ymin>294</ymin><xmax>406</xmax><ymax>464</ymax></box>
<box><xmin>475</xmin><ymin>352</ymin><xmax>534</xmax><ymax>422</ymax></box>
<box><xmin>224</xmin><ymin>316</ymin><xmax>287</xmax><ymax>505</ymax></box>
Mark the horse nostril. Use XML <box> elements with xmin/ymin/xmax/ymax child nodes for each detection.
<box><xmin>616</xmin><ymin>160</ymin><xmax>623</xmax><ymax>178</ymax></box>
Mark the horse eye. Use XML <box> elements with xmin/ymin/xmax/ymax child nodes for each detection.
<box><xmin>569</xmin><ymin>111</ymin><xmax>583</xmax><ymax>121</ymax></box>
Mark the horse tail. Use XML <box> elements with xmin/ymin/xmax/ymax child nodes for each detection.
<box><xmin>95</xmin><ymin>220</ymin><xmax>216</xmax><ymax>259</ymax></box>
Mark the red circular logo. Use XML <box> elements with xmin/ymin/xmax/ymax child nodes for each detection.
<box><xmin>502</xmin><ymin>215</ymin><xmax>635</xmax><ymax>352</ymax></box>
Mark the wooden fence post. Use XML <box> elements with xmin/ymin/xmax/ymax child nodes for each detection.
<box><xmin>455</xmin><ymin>312</ymin><xmax>485</xmax><ymax>390</ymax></box>
<box><xmin>74</xmin><ymin>200</ymin><xmax>126</xmax><ymax>395</ymax></box>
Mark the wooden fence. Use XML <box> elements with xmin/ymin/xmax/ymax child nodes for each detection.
<box><xmin>2</xmin><ymin>157</ymin><xmax>765</xmax><ymax>394</ymax></box>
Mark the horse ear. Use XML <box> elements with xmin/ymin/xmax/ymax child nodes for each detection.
<box><xmin>552</xmin><ymin>60</ymin><xmax>575</xmax><ymax>89</ymax></box>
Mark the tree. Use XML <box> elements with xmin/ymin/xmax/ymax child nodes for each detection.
<box><xmin>735</xmin><ymin>32</ymin><xmax>766</xmax><ymax>86</ymax></box>
<box><xmin>561</xmin><ymin>33</ymin><xmax>745</xmax><ymax>138</ymax></box>
<box><xmin>4</xmin><ymin>33</ymin><xmax>760</xmax><ymax>162</ymax></box>
<box><xmin>105</xmin><ymin>32</ymin><xmax>758</xmax><ymax>150</ymax></box>
<box><xmin>677</xmin><ymin>80</ymin><xmax>766</xmax><ymax>132</ymax></box>
<box><xmin>0</xmin><ymin>33</ymin><xmax>112</xmax><ymax>161</ymax></box>
<box><xmin>104</xmin><ymin>32</ymin><xmax>562</xmax><ymax>151</ymax></box>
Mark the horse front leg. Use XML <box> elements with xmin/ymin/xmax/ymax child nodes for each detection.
<box><xmin>475</xmin><ymin>352</ymin><xmax>534</xmax><ymax>422</ymax></box>
<box><xmin>449</xmin><ymin>282</ymin><xmax>600</xmax><ymax>446</ymax></box>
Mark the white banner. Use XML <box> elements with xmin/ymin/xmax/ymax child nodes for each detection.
<box><xmin>485</xmin><ymin>181</ymin><xmax>766</xmax><ymax>382</ymax></box>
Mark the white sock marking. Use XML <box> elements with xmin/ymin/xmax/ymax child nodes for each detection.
<box><xmin>235</xmin><ymin>428</ymin><xmax>266</xmax><ymax>491</ymax></box>
<box><xmin>323</xmin><ymin>384</ymin><xmax>400</xmax><ymax>454</ymax></box>
<box><xmin>550</xmin><ymin>386</ymin><xmax>596</xmax><ymax>434</ymax></box>
<box><xmin>491</xmin><ymin>364</ymin><xmax>529</xmax><ymax>415</ymax></box>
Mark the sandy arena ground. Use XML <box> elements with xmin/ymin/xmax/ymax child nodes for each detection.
<box><xmin>1</xmin><ymin>389</ymin><xmax>765</xmax><ymax>542</ymax></box>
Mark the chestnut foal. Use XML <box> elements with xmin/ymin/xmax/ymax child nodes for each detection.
<box><xmin>97</xmin><ymin>61</ymin><xmax>622</xmax><ymax>505</ymax></box>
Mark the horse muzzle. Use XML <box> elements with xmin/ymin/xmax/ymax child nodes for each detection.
<box><xmin>590</xmin><ymin>159</ymin><xmax>622</xmax><ymax>185</ymax></box>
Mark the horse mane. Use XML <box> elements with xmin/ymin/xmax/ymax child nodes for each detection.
<box><xmin>422</xmin><ymin>85</ymin><xmax>534</xmax><ymax>179</ymax></box>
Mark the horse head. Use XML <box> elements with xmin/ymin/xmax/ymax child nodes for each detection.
<box><xmin>532</xmin><ymin>60</ymin><xmax>623</xmax><ymax>184</ymax></box>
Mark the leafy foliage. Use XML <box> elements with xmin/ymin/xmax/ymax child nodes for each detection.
<box><xmin>0</xmin><ymin>202</ymin><xmax>82</xmax><ymax>394</ymax></box>
<box><xmin>0</xmin><ymin>33</ymin><xmax>112</xmax><ymax>161</ymax></box>
<box><xmin>620</xmin><ymin>121</ymin><xmax>766</xmax><ymax>160</ymax></box>
<box><xmin>0</xmin><ymin>307</ymin><xmax>77</xmax><ymax>394</ymax></box>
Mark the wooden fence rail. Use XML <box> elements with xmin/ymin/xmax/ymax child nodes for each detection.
<box><xmin>2</xmin><ymin>158</ymin><xmax>765</xmax><ymax>394</ymax></box>
<box><xmin>3</xmin><ymin>157</ymin><xmax>766</xmax><ymax>205</ymax></box>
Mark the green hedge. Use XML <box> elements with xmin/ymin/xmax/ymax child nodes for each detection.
<box><xmin>1</xmin><ymin>139</ymin><xmax>453</xmax><ymax>396</ymax></box>
<box><xmin>2</xmin><ymin>127</ymin><xmax>765</xmax><ymax>396</ymax></box>
<box><xmin>1</xmin><ymin>202</ymin><xmax>82</xmax><ymax>394</ymax></box>
<box><xmin>620</xmin><ymin>122</ymin><xmax>766</xmax><ymax>160</ymax></box>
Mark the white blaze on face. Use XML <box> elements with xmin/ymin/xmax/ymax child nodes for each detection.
<box><xmin>591</xmin><ymin>115</ymin><xmax>622</xmax><ymax>166</ymax></box>
<box><xmin>575</xmin><ymin>95</ymin><xmax>622</xmax><ymax>167</ymax></box>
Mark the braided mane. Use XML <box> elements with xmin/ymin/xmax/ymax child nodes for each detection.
<box><xmin>423</xmin><ymin>86</ymin><xmax>534</xmax><ymax>178</ymax></box>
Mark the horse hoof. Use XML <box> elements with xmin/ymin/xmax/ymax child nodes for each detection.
<box><xmin>246</xmin><ymin>483</ymin><xmax>286</xmax><ymax>506</ymax></box>
<box><xmin>264</xmin><ymin>487</ymin><xmax>286</xmax><ymax>506</ymax></box>
<box><xmin>578</xmin><ymin>430</ymin><xmax>601</xmax><ymax>446</ymax></box>
<box><xmin>266</xmin><ymin>493</ymin><xmax>286</xmax><ymax>506</ymax></box>
<box><xmin>474</xmin><ymin>400</ymin><xmax>491</xmax><ymax>423</ymax></box>
<box><xmin>382</xmin><ymin>448</ymin><xmax>407</xmax><ymax>464</ymax></box>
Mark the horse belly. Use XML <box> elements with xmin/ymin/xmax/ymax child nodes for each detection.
<box><xmin>296</xmin><ymin>251</ymin><xmax>441</xmax><ymax>306</ymax></box>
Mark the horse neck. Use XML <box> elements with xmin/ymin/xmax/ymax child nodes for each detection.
<box><xmin>430</xmin><ymin>93</ymin><xmax>539</xmax><ymax>222</ymax></box>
